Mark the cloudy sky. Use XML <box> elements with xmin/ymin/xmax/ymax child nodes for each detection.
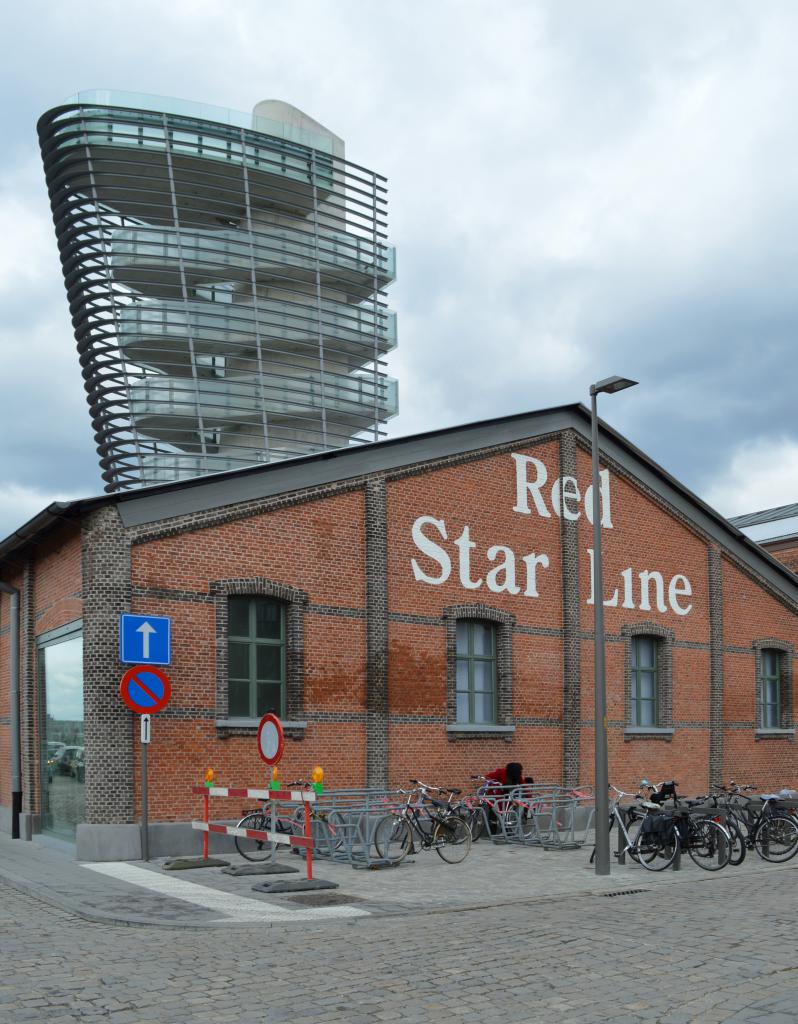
<box><xmin>2</xmin><ymin>0</ymin><xmax>797</xmax><ymax>539</ymax></box>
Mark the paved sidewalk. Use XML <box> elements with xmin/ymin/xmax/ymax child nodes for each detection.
<box><xmin>1</xmin><ymin>861</ymin><xmax>797</xmax><ymax>1023</ymax></box>
<box><xmin>2</xmin><ymin>829</ymin><xmax>797</xmax><ymax>928</ymax></box>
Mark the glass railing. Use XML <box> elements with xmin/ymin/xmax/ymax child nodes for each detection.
<box><xmin>61</xmin><ymin>90</ymin><xmax>336</xmax><ymax>154</ymax></box>
<box><xmin>52</xmin><ymin>102</ymin><xmax>335</xmax><ymax>190</ymax></box>
<box><xmin>117</xmin><ymin>298</ymin><xmax>396</xmax><ymax>350</ymax></box>
<box><xmin>110</xmin><ymin>225</ymin><xmax>394</xmax><ymax>283</ymax></box>
<box><xmin>129</xmin><ymin>371</ymin><xmax>398</xmax><ymax>421</ymax></box>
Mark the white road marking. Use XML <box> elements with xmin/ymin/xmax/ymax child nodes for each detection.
<box><xmin>83</xmin><ymin>862</ymin><xmax>368</xmax><ymax>923</ymax></box>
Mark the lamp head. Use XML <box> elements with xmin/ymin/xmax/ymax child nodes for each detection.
<box><xmin>590</xmin><ymin>375</ymin><xmax>638</xmax><ymax>397</ymax></box>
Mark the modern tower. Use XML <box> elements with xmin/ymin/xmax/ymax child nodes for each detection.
<box><xmin>37</xmin><ymin>91</ymin><xmax>397</xmax><ymax>490</ymax></box>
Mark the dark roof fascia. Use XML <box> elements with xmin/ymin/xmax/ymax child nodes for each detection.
<box><xmin>2</xmin><ymin>401</ymin><xmax>798</xmax><ymax>606</ymax></box>
<box><xmin>759</xmin><ymin>531</ymin><xmax>798</xmax><ymax>550</ymax></box>
<box><xmin>113</xmin><ymin>405</ymin><xmax>582</xmax><ymax>527</ymax></box>
<box><xmin>0</xmin><ymin>501</ymin><xmax>86</xmax><ymax>570</ymax></box>
<box><xmin>729</xmin><ymin>502</ymin><xmax>798</xmax><ymax>530</ymax></box>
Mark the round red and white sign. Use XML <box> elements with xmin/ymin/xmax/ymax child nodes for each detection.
<box><xmin>257</xmin><ymin>713</ymin><xmax>285</xmax><ymax>766</ymax></box>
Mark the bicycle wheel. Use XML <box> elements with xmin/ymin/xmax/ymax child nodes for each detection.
<box><xmin>433</xmin><ymin>815</ymin><xmax>472</xmax><ymax>864</ymax></box>
<box><xmin>235</xmin><ymin>812</ymin><xmax>273</xmax><ymax>862</ymax></box>
<box><xmin>373</xmin><ymin>815</ymin><xmax>412</xmax><ymax>863</ymax></box>
<box><xmin>726</xmin><ymin>819</ymin><xmax>746</xmax><ymax>866</ymax></box>
<box><xmin>631</xmin><ymin>822</ymin><xmax>678</xmax><ymax>871</ymax></box>
<box><xmin>753</xmin><ymin>815</ymin><xmax>798</xmax><ymax>862</ymax></box>
<box><xmin>467</xmin><ymin>807</ymin><xmax>485</xmax><ymax>842</ymax></box>
<box><xmin>686</xmin><ymin>819</ymin><xmax>732</xmax><ymax>871</ymax></box>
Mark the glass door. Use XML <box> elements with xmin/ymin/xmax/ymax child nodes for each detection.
<box><xmin>39</xmin><ymin>631</ymin><xmax>84</xmax><ymax>838</ymax></box>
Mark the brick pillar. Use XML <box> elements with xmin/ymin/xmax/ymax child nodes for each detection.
<box><xmin>20</xmin><ymin>560</ymin><xmax>37</xmax><ymax>819</ymax></box>
<box><xmin>82</xmin><ymin>506</ymin><xmax>133</xmax><ymax>823</ymax></box>
<box><xmin>560</xmin><ymin>431</ymin><xmax>581</xmax><ymax>786</ymax></box>
<box><xmin>365</xmin><ymin>477</ymin><xmax>389</xmax><ymax>788</ymax></box>
<box><xmin>708</xmin><ymin>546</ymin><xmax>724</xmax><ymax>788</ymax></box>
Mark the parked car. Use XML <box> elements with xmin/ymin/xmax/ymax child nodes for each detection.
<box><xmin>69</xmin><ymin>747</ymin><xmax>85</xmax><ymax>783</ymax></box>
<box><xmin>46</xmin><ymin>743</ymin><xmax>65</xmax><ymax>784</ymax></box>
<box><xmin>57</xmin><ymin>746</ymin><xmax>82</xmax><ymax>776</ymax></box>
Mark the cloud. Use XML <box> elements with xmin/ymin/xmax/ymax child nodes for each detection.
<box><xmin>704</xmin><ymin>437</ymin><xmax>798</xmax><ymax>519</ymax></box>
<box><xmin>0</xmin><ymin>484</ymin><xmax>85</xmax><ymax>542</ymax></box>
<box><xmin>1</xmin><ymin>0</ymin><xmax>798</xmax><ymax>538</ymax></box>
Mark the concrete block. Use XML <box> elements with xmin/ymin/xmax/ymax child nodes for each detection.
<box><xmin>222</xmin><ymin>862</ymin><xmax>298</xmax><ymax>876</ymax></box>
<box><xmin>77</xmin><ymin>823</ymin><xmax>142</xmax><ymax>862</ymax></box>
<box><xmin>147</xmin><ymin>821</ymin><xmax>239</xmax><ymax>859</ymax></box>
<box><xmin>163</xmin><ymin>856</ymin><xmax>230</xmax><ymax>870</ymax></box>
<box><xmin>252</xmin><ymin>878</ymin><xmax>338</xmax><ymax>893</ymax></box>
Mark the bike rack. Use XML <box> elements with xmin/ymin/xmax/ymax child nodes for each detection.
<box><xmin>283</xmin><ymin>788</ymin><xmax>407</xmax><ymax>869</ymax></box>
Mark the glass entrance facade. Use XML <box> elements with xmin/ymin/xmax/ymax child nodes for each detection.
<box><xmin>39</xmin><ymin>628</ymin><xmax>84</xmax><ymax>838</ymax></box>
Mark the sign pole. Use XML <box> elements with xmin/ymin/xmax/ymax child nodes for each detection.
<box><xmin>140</xmin><ymin>714</ymin><xmax>151</xmax><ymax>861</ymax></box>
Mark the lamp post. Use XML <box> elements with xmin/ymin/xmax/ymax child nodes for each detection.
<box><xmin>590</xmin><ymin>375</ymin><xmax>638</xmax><ymax>875</ymax></box>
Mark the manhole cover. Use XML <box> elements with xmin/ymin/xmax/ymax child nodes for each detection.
<box><xmin>283</xmin><ymin>892</ymin><xmax>366</xmax><ymax>908</ymax></box>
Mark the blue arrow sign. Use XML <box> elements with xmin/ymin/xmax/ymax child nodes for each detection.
<box><xmin>120</xmin><ymin>614</ymin><xmax>172</xmax><ymax>666</ymax></box>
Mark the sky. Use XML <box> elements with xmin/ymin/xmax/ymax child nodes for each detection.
<box><xmin>1</xmin><ymin>0</ymin><xmax>798</xmax><ymax>540</ymax></box>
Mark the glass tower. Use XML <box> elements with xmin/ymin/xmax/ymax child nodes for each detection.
<box><xmin>38</xmin><ymin>92</ymin><xmax>397</xmax><ymax>491</ymax></box>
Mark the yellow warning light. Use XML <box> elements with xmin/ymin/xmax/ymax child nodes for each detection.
<box><xmin>312</xmin><ymin>766</ymin><xmax>324</xmax><ymax>785</ymax></box>
<box><xmin>205</xmin><ymin>767</ymin><xmax>214</xmax><ymax>783</ymax></box>
<box><xmin>272</xmin><ymin>766</ymin><xmax>279</xmax><ymax>781</ymax></box>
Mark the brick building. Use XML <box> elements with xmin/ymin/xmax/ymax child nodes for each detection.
<box><xmin>1</xmin><ymin>405</ymin><xmax>797</xmax><ymax>859</ymax></box>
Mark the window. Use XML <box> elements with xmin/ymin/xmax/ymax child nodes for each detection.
<box><xmin>38</xmin><ymin>623</ymin><xmax>84</xmax><ymax>838</ymax></box>
<box><xmin>196</xmin><ymin>354</ymin><xmax>226</xmax><ymax>378</ymax></box>
<box><xmin>227</xmin><ymin>597</ymin><xmax>286</xmax><ymax>718</ymax></box>
<box><xmin>758</xmin><ymin>648</ymin><xmax>782</xmax><ymax>729</ymax></box>
<box><xmin>455</xmin><ymin>620</ymin><xmax>497</xmax><ymax>724</ymax></box>
<box><xmin>631</xmin><ymin>635</ymin><xmax>659</xmax><ymax>728</ymax></box>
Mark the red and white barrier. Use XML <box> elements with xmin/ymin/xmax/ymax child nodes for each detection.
<box><xmin>191</xmin><ymin>784</ymin><xmax>317</xmax><ymax>879</ymax></box>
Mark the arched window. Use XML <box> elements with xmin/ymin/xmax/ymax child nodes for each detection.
<box><xmin>455</xmin><ymin>620</ymin><xmax>497</xmax><ymax>725</ymax></box>
<box><xmin>631</xmin><ymin>635</ymin><xmax>659</xmax><ymax>728</ymax></box>
<box><xmin>228</xmin><ymin>596</ymin><xmax>286</xmax><ymax>718</ymax></box>
<box><xmin>212</xmin><ymin>577</ymin><xmax>309</xmax><ymax>734</ymax></box>
<box><xmin>622</xmin><ymin>622</ymin><xmax>674</xmax><ymax>736</ymax></box>
<box><xmin>443</xmin><ymin>604</ymin><xmax>515</xmax><ymax>737</ymax></box>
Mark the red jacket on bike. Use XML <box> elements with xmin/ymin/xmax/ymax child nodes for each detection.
<box><xmin>485</xmin><ymin>766</ymin><xmax>522</xmax><ymax>786</ymax></box>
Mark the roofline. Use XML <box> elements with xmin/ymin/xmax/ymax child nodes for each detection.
<box><xmin>2</xmin><ymin>402</ymin><xmax>798</xmax><ymax>604</ymax></box>
<box><xmin>729</xmin><ymin>502</ymin><xmax>798</xmax><ymax>530</ymax></box>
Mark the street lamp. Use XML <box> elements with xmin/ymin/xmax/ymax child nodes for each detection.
<box><xmin>590</xmin><ymin>375</ymin><xmax>638</xmax><ymax>875</ymax></box>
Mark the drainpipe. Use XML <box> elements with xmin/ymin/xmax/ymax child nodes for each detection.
<box><xmin>0</xmin><ymin>582</ymin><xmax>21</xmax><ymax>839</ymax></box>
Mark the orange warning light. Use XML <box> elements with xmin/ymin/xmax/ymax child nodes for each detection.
<box><xmin>312</xmin><ymin>766</ymin><xmax>324</xmax><ymax>784</ymax></box>
<box><xmin>204</xmin><ymin>767</ymin><xmax>214</xmax><ymax>788</ymax></box>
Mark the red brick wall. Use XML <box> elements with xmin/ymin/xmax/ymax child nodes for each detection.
<box><xmin>722</xmin><ymin>557</ymin><xmax>798</xmax><ymax>788</ymax></box>
<box><xmin>0</xmin><ymin>525</ymin><xmax>82</xmax><ymax>817</ymax></box>
<box><xmin>763</xmin><ymin>539</ymin><xmax>798</xmax><ymax>575</ymax></box>
<box><xmin>7</xmin><ymin>432</ymin><xmax>798</xmax><ymax>828</ymax></box>
<box><xmin>33</xmin><ymin>528</ymin><xmax>83</xmax><ymax>637</ymax></box>
<box><xmin>0</xmin><ymin>569</ymin><xmax>24</xmax><ymax>810</ymax></box>
<box><xmin>130</xmin><ymin>491</ymin><xmax>369</xmax><ymax>819</ymax></box>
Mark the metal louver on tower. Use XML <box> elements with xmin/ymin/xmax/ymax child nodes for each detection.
<box><xmin>38</xmin><ymin>91</ymin><xmax>398</xmax><ymax>491</ymax></box>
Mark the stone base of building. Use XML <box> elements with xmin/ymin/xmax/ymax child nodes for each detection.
<box><xmin>76</xmin><ymin>821</ymin><xmax>241</xmax><ymax>862</ymax></box>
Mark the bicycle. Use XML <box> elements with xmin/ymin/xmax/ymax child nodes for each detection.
<box><xmin>715</xmin><ymin>781</ymin><xmax>798</xmax><ymax>863</ymax></box>
<box><xmin>234</xmin><ymin>804</ymin><xmax>296</xmax><ymax>862</ymax></box>
<box><xmin>590</xmin><ymin>785</ymin><xmax>679</xmax><ymax>871</ymax></box>
<box><xmin>373</xmin><ymin>781</ymin><xmax>472</xmax><ymax>864</ymax></box>
<box><xmin>640</xmin><ymin>779</ymin><xmax>733</xmax><ymax>871</ymax></box>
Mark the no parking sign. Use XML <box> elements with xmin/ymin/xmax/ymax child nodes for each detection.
<box><xmin>257</xmin><ymin>713</ymin><xmax>285</xmax><ymax>766</ymax></box>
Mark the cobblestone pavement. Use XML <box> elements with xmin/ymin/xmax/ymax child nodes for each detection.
<box><xmin>2</xmin><ymin>864</ymin><xmax>797</xmax><ymax>1023</ymax></box>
